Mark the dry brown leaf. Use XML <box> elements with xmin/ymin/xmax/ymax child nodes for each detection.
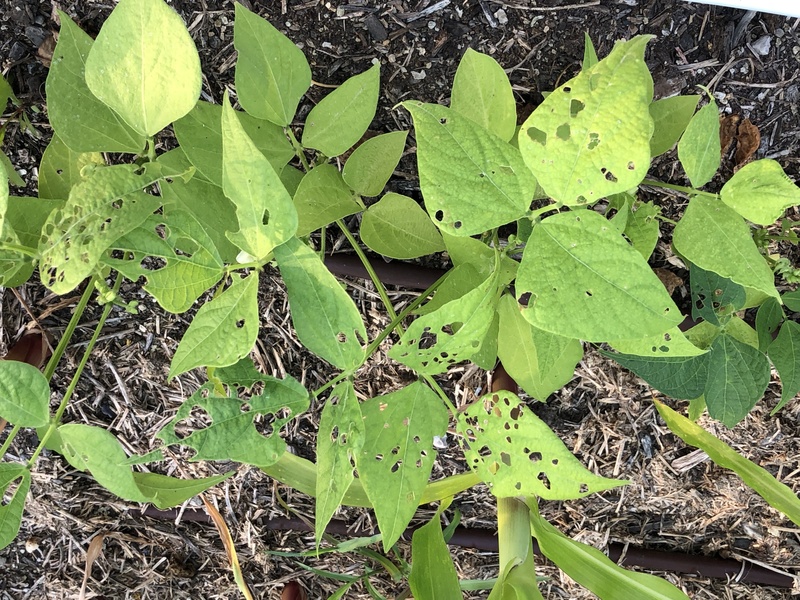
<box><xmin>281</xmin><ymin>581</ymin><xmax>308</xmax><ymax>600</ymax></box>
<box><xmin>202</xmin><ymin>495</ymin><xmax>255</xmax><ymax>600</ymax></box>
<box><xmin>653</xmin><ymin>268</ymin><xmax>683</xmax><ymax>296</ymax></box>
<box><xmin>734</xmin><ymin>117</ymin><xmax>760</xmax><ymax>168</ymax></box>
<box><xmin>719</xmin><ymin>114</ymin><xmax>741</xmax><ymax>156</ymax></box>
<box><xmin>78</xmin><ymin>533</ymin><xmax>106</xmax><ymax>600</ymax></box>
<box><xmin>37</xmin><ymin>33</ymin><xmax>57</xmax><ymax>68</ymax></box>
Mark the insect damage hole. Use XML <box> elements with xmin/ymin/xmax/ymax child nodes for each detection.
<box><xmin>336</xmin><ymin>332</ymin><xmax>347</xmax><ymax>343</ymax></box>
<box><xmin>527</xmin><ymin>127</ymin><xmax>547</xmax><ymax>145</ymax></box>
<box><xmin>587</xmin><ymin>133</ymin><xmax>600</xmax><ymax>150</ymax></box>
<box><xmin>601</xmin><ymin>167</ymin><xmax>618</xmax><ymax>183</ymax></box>
<box><xmin>556</xmin><ymin>123</ymin><xmax>571</xmax><ymax>140</ymax></box>
<box><xmin>570</xmin><ymin>99</ymin><xmax>586</xmax><ymax>118</ymax></box>
<box><xmin>235</xmin><ymin>319</ymin><xmax>246</xmax><ymax>328</ymax></box>
<box><xmin>537</xmin><ymin>472</ymin><xmax>551</xmax><ymax>490</ymax></box>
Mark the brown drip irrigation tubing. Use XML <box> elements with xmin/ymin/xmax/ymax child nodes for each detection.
<box><xmin>129</xmin><ymin>255</ymin><xmax>794</xmax><ymax>589</ymax></box>
<box><xmin>131</xmin><ymin>507</ymin><xmax>793</xmax><ymax>588</ymax></box>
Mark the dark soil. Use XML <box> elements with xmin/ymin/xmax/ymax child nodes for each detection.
<box><xmin>2</xmin><ymin>1</ymin><xmax>800</xmax><ymax>599</ymax></box>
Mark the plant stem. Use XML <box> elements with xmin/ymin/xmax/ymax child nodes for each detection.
<box><xmin>0</xmin><ymin>243</ymin><xmax>37</xmax><ymax>257</ymax></box>
<box><xmin>641</xmin><ymin>178</ymin><xmax>719</xmax><ymax>199</ymax></box>
<box><xmin>497</xmin><ymin>496</ymin><xmax>535</xmax><ymax>571</ymax></box>
<box><xmin>0</xmin><ymin>423</ymin><xmax>21</xmax><ymax>458</ymax></box>
<box><xmin>286</xmin><ymin>127</ymin><xmax>311</xmax><ymax>172</ymax></box>
<box><xmin>334</xmin><ymin>218</ymin><xmax>457</xmax><ymax>414</ymax></box>
<box><xmin>43</xmin><ymin>277</ymin><xmax>98</xmax><ymax>382</ymax></box>
<box><xmin>28</xmin><ymin>273</ymin><xmax>122</xmax><ymax>468</ymax></box>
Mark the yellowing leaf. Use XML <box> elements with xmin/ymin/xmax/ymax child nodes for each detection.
<box><xmin>84</xmin><ymin>0</ymin><xmax>201</xmax><ymax>136</ymax></box>
<box><xmin>721</xmin><ymin>159</ymin><xmax>800</xmax><ymax>225</ymax></box>
<box><xmin>459</xmin><ymin>391</ymin><xmax>626</xmax><ymax>499</ymax></box>
<box><xmin>221</xmin><ymin>94</ymin><xmax>297</xmax><ymax>260</ymax></box>
<box><xmin>519</xmin><ymin>36</ymin><xmax>654</xmax><ymax>205</ymax></box>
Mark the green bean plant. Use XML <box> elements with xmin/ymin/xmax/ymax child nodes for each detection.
<box><xmin>1</xmin><ymin>0</ymin><xmax>800</xmax><ymax>597</ymax></box>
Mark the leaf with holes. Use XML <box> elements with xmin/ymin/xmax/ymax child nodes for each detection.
<box><xmin>157</xmin><ymin>375</ymin><xmax>308</xmax><ymax>466</ymax></box>
<box><xmin>46</xmin><ymin>12</ymin><xmax>145</xmax><ymax>152</ymax></box>
<box><xmin>528</xmin><ymin>502</ymin><xmax>690</xmax><ymax>600</ymax></box>
<box><xmin>388</xmin><ymin>265</ymin><xmax>500</xmax><ymax>374</ymax></box>
<box><xmin>104</xmin><ymin>211</ymin><xmax>225</xmax><ymax>313</ymax></box>
<box><xmin>357</xmin><ymin>382</ymin><xmax>448</xmax><ymax>550</ymax></box>
<box><xmin>173</xmin><ymin>100</ymin><xmax>294</xmax><ymax>186</ymax></box>
<box><xmin>0</xmin><ymin>361</ymin><xmax>50</xmax><ymax>427</ymax></box>
<box><xmin>415</xmin><ymin>263</ymin><xmax>483</xmax><ymax>316</ymax></box>
<box><xmin>0</xmin><ymin>464</ymin><xmax>30</xmax><ymax>551</ymax></box>
<box><xmin>58</xmin><ymin>424</ymin><xmax>233</xmax><ymax>508</ymax></box>
<box><xmin>158</xmin><ymin>375</ymin><xmax>309</xmax><ymax>466</ymax></box>
<box><xmin>451</xmin><ymin>48</ymin><xmax>516</xmax><ymax>142</ymax></box>
<box><xmin>649</xmin><ymin>95</ymin><xmax>700</xmax><ymax>157</ymax></box>
<box><xmin>673</xmin><ymin>195</ymin><xmax>778</xmax><ymax>299</ymax></box>
<box><xmin>690</xmin><ymin>263</ymin><xmax>746</xmax><ymax>326</ymax></box>
<box><xmin>293</xmin><ymin>164</ymin><xmax>362</xmax><ymax>237</ymax></box>
<box><xmin>221</xmin><ymin>93</ymin><xmax>297</xmax><ymax>261</ymax></box>
<box><xmin>316</xmin><ymin>381</ymin><xmax>364</xmax><ymax>546</ymax></box>
<box><xmin>518</xmin><ymin>36</ymin><xmax>653</xmax><ymax>205</ymax></box>
<box><xmin>609</xmin><ymin>327</ymin><xmax>706</xmax><ymax>358</ymax></box>
<box><xmin>768</xmin><ymin>321</ymin><xmax>800</xmax><ymax>413</ymax></box>
<box><xmin>704</xmin><ymin>333</ymin><xmax>770</xmax><ymax>427</ymax></box>
<box><xmin>517</xmin><ymin>210</ymin><xmax>681</xmax><ymax>341</ymax></box>
<box><xmin>38</xmin><ymin>135</ymin><xmax>105</xmax><ymax>200</ymax></box>
<box><xmin>169</xmin><ymin>272</ymin><xmax>260</xmax><ymax>378</ymax></box>
<box><xmin>342</xmin><ymin>131</ymin><xmax>408</xmax><ymax>197</ymax></box>
<box><xmin>458</xmin><ymin>391</ymin><xmax>626</xmax><ymax>499</ymax></box>
<box><xmin>2</xmin><ymin>196</ymin><xmax>62</xmax><ymax>288</ymax></box>
<box><xmin>678</xmin><ymin>100</ymin><xmax>720</xmax><ymax>188</ymax></box>
<box><xmin>303</xmin><ymin>64</ymin><xmax>380</xmax><ymax>157</ymax></box>
<box><xmin>497</xmin><ymin>294</ymin><xmax>583</xmax><ymax>402</ymax></box>
<box><xmin>274</xmin><ymin>236</ymin><xmax>367</xmax><ymax>371</ymax></box>
<box><xmin>656</xmin><ymin>399</ymin><xmax>800</xmax><ymax>527</ymax></box>
<box><xmin>84</xmin><ymin>0</ymin><xmax>201</xmax><ymax>137</ymax></box>
<box><xmin>158</xmin><ymin>148</ymin><xmax>240</xmax><ymax>263</ymax></box>
<box><xmin>58</xmin><ymin>423</ymin><xmax>151</xmax><ymax>502</ymax></box>
<box><xmin>720</xmin><ymin>159</ymin><xmax>800</xmax><ymax>225</ymax></box>
<box><xmin>234</xmin><ymin>3</ymin><xmax>311</xmax><ymax>126</ymax></box>
<box><xmin>38</xmin><ymin>162</ymin><xmax>186</xmax><ymax>294</ymax></box>
<box><xmin>624</xmin><ymin>201</ymin><xmax>661</xmax><ymax>259</ymax></box>
<box><xmin>360</xmin><ymin>193</ymin><xmax>445</xmax><ymax>259</ymax></box>
<box><xmin>401</xmin><ymin>101</ymin><xmax>537</xmax><ymax>236</ymax></box>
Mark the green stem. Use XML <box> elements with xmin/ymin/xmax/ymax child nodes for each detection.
<box><xmin>145</xmin><ymin>137</ymin><xmax>156</xmax><ymax>162</ymax></box>
<box><xmin>334</xmin><ymin>219</ymin><xmax>457</xmax><ymax>414</ymax></box>
<box><xmin>286</xmin><ymin>127</ymin><xmax>311</xmax><ymax>172</ymax></box>
<box><xmin>0</xmin><ymin>243</ymin><xmax>37</xmax><ymax>257</ymax></box>
<box><xmin>0</xmin><ymin>424</ymin><xmax>21</xmax><ymax>458</ymax></box>
<box><xmin>261</xmin><ymin>451</ymin><xmax>480</xmax><ymax>507</ymax></box>
<box><xmin>29</xmin><ymin>274</ymin><xmax>122</xmax><ymax>468</ymax></box>
<box><xmin>641</xmin><ymin>179</ymin><xmax>719</xmax><ymax>199</ymax></box>
<box><xmin>43</xmin><ymin>277</ymin><xmax>98</xmax><ymax>382</ymax></box>
<box><xmin>497</xmin><ymin>497</ymin><xmax>535</xmax><ymax>571</ymax></box>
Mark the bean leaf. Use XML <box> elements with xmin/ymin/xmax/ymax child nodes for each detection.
<box><xmin>458</xmin><ymin>391</ymin><xmax>626</xmax><ymax>499</ymax></box>
<box><xmin>84</xmin><ymin>0</ymin><xmax>201</xmax><ymax>136</ymax></box>
<box><xmin>357</xmin><ymin>382</ymin><xmax>448</xmax><ymax>550</ymax></box>
<box><xmin>169</xmin><ymin>272</ymin><xmax>260</xmax><ymax>378</ymax></box>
